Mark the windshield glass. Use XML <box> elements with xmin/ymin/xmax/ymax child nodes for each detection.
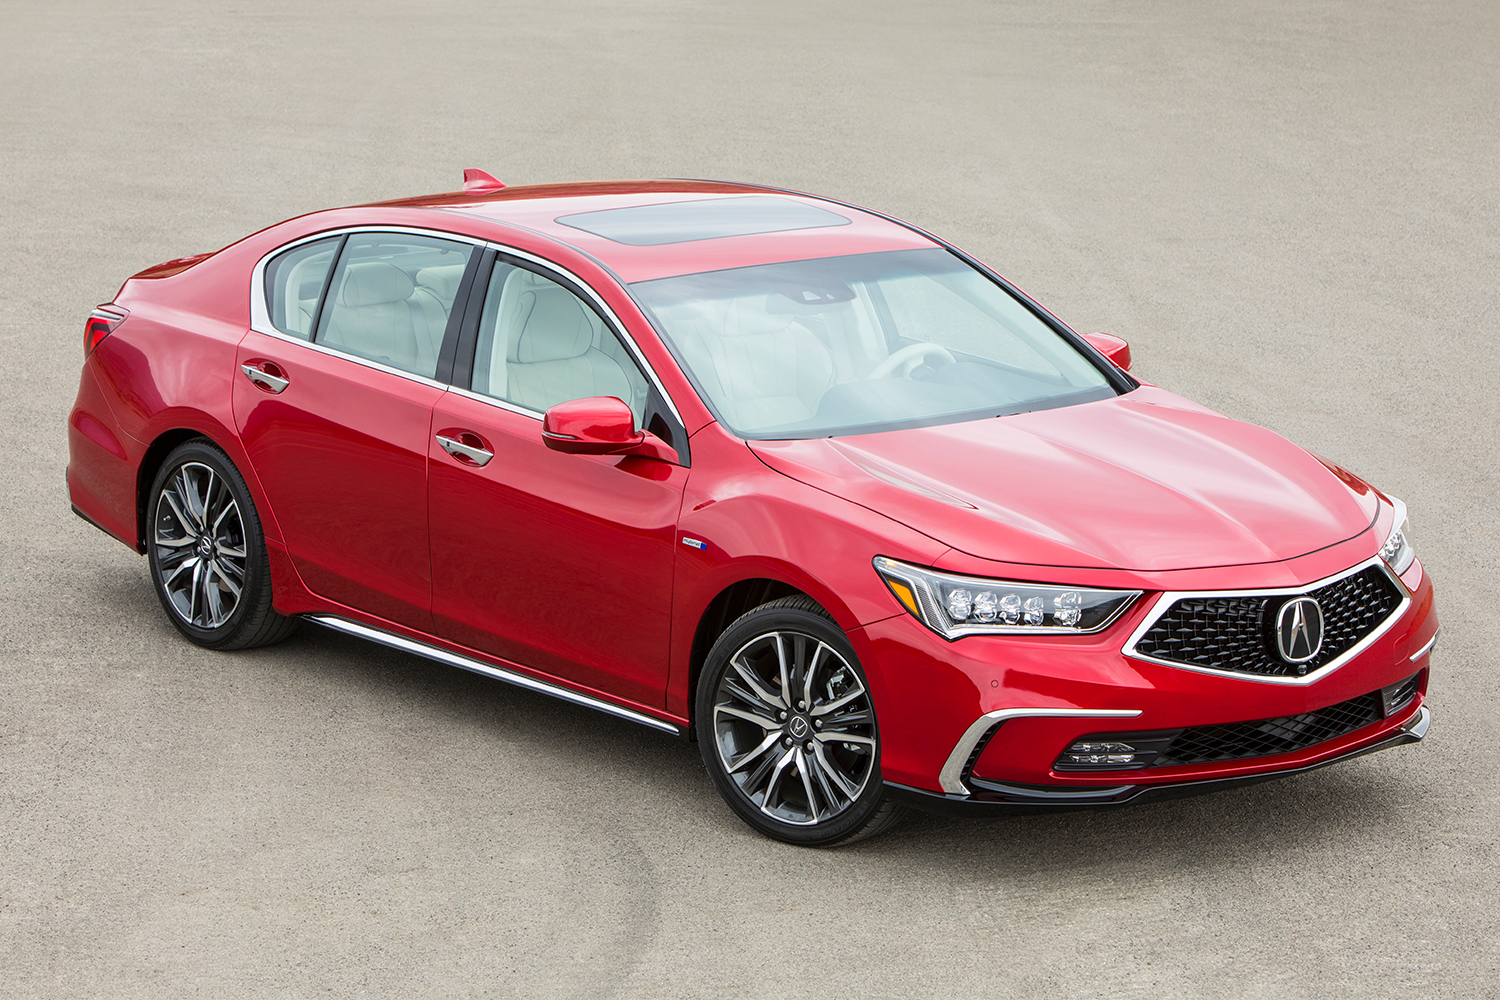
<box><xmin>631</xmin><ymin>249</ymin><xmax>1117</xmax><ymax>439</ymax></box>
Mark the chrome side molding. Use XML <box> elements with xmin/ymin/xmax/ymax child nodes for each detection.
<box><xmin>307</xmin><ymin>615</ymin><xmax>682</xmax><ymax>735</ymax></box>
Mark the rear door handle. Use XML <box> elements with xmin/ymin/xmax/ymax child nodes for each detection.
<box><xmin>437</xmin><ymin>433</ymin><xmax>494</xmax><ymax>467</ymax></box>
<box><xmin>241</xmin><ymin>361</ymin><xmax>290</xmax><ymax>393</ymax></box>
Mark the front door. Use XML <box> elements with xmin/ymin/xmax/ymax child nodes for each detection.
<box><xmin>427</xmin><ymin>257</ymin><xmax>687</xmax><ymax>708</ymax></box>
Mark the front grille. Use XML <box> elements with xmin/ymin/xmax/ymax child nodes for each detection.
<box><xmin>1053</xmin><ymin>671</ymin><xmax>1423</xmax><ymax>771</ymax></box>
<box><xmin>1132</xmin><ymin>565</ymin><xmax>1403</xmax><ymax>678</ymax></box>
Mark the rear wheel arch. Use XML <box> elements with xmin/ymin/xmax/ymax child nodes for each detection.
<box><xmin>135</xmin><ymin>429</ymin><xmax>205</xmax><ymax>552</ymax></box>
<box><xmin>135</xmin><ymin>423</ymin><xmax>282</xmax><ymax>554</ymax></box>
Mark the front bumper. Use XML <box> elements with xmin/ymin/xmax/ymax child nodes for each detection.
<box><xmin>849</xmin><ymin>556</ymin><xmax>1437</xmax><ymax>798</ymax></box>
<box><xmin>886</xmin><ymin>704</ymin><xmax>1430</xmax><ymax>815</ymax></box>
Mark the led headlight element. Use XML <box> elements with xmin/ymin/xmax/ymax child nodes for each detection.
<box><xmin>1379</xmin><ymin>497</ymin><xmax>1416</xmax><ymax>575</ymax></box>
<box><xmin>873</xmin><ymin>557</ymin><xmax>1141</xmax><ymax>639</ymax></box>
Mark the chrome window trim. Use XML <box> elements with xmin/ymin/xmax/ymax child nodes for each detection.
<box><xmin>309</xmin><ymin>615</ymin><xmax>681</xmax><ymax>735</ymax></box>
<box><xmin>247</xmin><ymin>226</ymin><xmax>686</xmax><ymax>428</ymax></box>
<box><xmin>1121</xmin><ymin>555</ymin><xmax>1412</xmax><ymax>687</ymax></box>
<box><xmin>241</xmin><ymin>324</ymin><xmax>456</xmax><ymax>392</ymax></box>
<box><xmin>445</xmin><ymin>384</ymin><xmax>544</xmax><ymax>422</ymax></box>
<box><xmin>938</xmin><ymin>707</ymin><xmax>1142</xmax><ymax>795</ymax></box>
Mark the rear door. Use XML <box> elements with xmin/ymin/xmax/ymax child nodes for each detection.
<box><xmin>236</xmin><ymin>230</ymin><xmax>478</xmax><ymax>630</ymax></box>
<box><xmin>427</xmin><ymin>253</ymin><xmax>689</xmax><ymax>707</ymax></box>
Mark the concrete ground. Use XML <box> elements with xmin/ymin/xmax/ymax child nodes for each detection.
<box><xmin>2</xmin><ymin>1</ymin><xmax>1497</xmax><ymax>997</ymax></box>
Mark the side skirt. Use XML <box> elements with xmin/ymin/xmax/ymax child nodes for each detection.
<box><xmin>307</xmin><ymin>614</ymin><xmax>683</xmax><ymax>736</ymax></box>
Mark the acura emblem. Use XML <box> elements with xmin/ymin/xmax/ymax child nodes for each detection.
<box><xmin>1276</xmin><ymin>597</ymin><xmax>1324</xmax><ymax>665</ymax></box>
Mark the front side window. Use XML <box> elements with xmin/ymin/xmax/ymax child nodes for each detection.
<box><xmin>315</xmin><ymin>233</ymin><xmax>473</xmax><ymax>378</ymax></box>
<box><xmin>632</xmin><ymin>249</ymin><xmax>1117</xmax><ymax>439</ymax></box>
<box><xmin>471</xmin><ymin>261</ymin><xmax>649</xmax><ymax>423</ymax></box>
<box><xmin>264</xmin><ymin>237</ymin><xmax>340</xmax><ymax>340</ymax></box>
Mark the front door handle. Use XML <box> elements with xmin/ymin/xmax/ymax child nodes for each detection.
<box><xmin>241</xmin><ymin>361</ymin><xmax>290</xmax><ymax>394</ymax></box>
<box><xmin>437</xmin><ymin>433</ymin><xmax>494</xmax><ymax>467</ymax></box>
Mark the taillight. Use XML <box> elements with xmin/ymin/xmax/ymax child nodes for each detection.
<box><xmin>84</xmin><ymin>305</ymin><xmax>128</xmax><ymax>357</ymax></box>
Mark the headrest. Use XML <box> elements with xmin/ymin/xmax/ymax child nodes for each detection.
<box><xmin>415</xmin><ymin>264</ymin><xmax>466</xmax><ymax>303</ymax></box>
<box><xmin>340</xmin><ymin>262</ymin><xmax>414</xmax><ymax>307</ymax></box>
<box><xmin>721</xmin><ymin>295</ymin><xmax>795</xmax><ymax>338</ymax></box>
<box><xmin>508</xmin><ymin>287</ymin><xmax>595</xmax><ymax>363</ymax></box>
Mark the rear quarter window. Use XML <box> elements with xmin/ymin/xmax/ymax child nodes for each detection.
<box><xmin>263</xmin><ymin>237</ymin><xmax>341</xmax><ymax>340</ymax></box>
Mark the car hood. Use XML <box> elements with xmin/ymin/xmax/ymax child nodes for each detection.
<box><xmin>748</xmin><ymin>389</ymin><xmax>1379</xmax><ymax>571</ymax></box>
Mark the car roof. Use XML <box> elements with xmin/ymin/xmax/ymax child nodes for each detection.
<box><xmin>368</xmin><ymin>179</ymin><xmax>938</xmax><ymax>283</ymax></box>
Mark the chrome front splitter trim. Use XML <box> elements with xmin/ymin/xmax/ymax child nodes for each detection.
<box><xmin>906</xmin><ymin>702</ymin><xmax>1430</xmax><ymax>812</ymax></box>
<box><xmin>938</xmin><ymin>707</ymin><xmax>1143</xmax><ymax>795</ymax></box>
<box><xmin>308</xmin><ymin>615</ymin><xmax>682</xmax><ymax>735</ymax></box>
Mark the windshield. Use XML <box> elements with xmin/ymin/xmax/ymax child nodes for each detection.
<box><xmin>631</xmin><ymin>249</ymin><xmax>1117</xmax><ymax>439</ymax></box>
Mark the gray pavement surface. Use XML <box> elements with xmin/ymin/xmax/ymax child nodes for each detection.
<box><xmin>3</xmin><ymin>2</ymin><xmax>1498</xmax><ymax>997</ymax></box>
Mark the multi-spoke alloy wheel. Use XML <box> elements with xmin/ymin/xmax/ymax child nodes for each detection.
<box><xmin>696</xmin><ymin>596</ymin><xmax>903</xmax><ymax>845</ymax></box>
<box><xmin>146</xmin><ymin>440</ymin><xmax>297</xmax><ymax>650</ymax></box>
<box><xmin>155</xmin><ymin>462</ymin><xmax>247</xmax><ymax>629</ymax></box>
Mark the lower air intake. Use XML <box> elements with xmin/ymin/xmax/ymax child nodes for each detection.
<box><xmin>1055</xmin><ymin>671</ymin><xmax>1423</xmax><ymax>771</ymax></box>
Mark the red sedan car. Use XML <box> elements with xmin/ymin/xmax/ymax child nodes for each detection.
<box><xmin>67</xmin><ymin>174</ymin><xmax>1437</xmax><ymax>845</ymax></box>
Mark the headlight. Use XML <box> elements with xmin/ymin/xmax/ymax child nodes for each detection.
<box><xmin>1379</xmin><ymin>496</ymin><xmax>1416</xmax><ymax>575</ymax></box>
<box><xmin>873</xmin><ymin>557</ymin><xmax>1141</xmax><ymax>639</ymax></box>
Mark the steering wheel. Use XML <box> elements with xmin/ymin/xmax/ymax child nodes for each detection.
<box><xmin>869</xmin><ymin>342</ymin><xmax>956</xmax><ymax>379</ymax></box>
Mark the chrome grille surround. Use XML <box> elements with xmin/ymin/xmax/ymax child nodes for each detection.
<box><xmin>1121</xmin><ymin>556</ymin><xmax>1410</xmax><ymax>686</ymax></box>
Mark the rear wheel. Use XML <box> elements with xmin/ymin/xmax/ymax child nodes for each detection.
<box><xmin>696</xmin><ymin>596</ymin><xmax>904</xmax><ymax>846</ymax></box>
<box><xmin>146</xmin><ymin>439</ymin><xmax>297</xmax><ymax>650</ymax></box>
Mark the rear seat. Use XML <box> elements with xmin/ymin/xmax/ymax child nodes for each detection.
<box><xmin>415</xmin><ymin>264</ymin><xmax>467</xmax><ymax>310</ymax></box>
<box><xmin>323</xmin><ymin>261</ymin><xmax>447</xmax><ymax>377</ymax></box>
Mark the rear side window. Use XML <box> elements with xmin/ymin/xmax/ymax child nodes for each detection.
<box><xmin>264</xmin><ymin>237</ymin><xmax>341</xmax><ymax>340</ymax></box>
<box><xmin>315</xmin><ymin>233</ymin><xmax>474</xmax><ymax>379</ymax></box>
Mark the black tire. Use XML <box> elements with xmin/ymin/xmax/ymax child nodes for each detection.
<box><xmin>695</xmin><ymin>596</ymin><xmax>905</xmax><ymax>846</ymax></box>
<box><xmin>146</xmin><ymin>439</ymin><xmax>298</xmax><ymax>650</ymax></box>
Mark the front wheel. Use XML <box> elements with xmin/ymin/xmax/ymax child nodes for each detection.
<box><xmin>695</xmin><ymin>596</ymin><xmax>904</xmax><ymax>846</ymax></box>
<box><xmin>146</xmin><ymin>439</ymin><xmax>297</xmax><ymax>650</ymax></box>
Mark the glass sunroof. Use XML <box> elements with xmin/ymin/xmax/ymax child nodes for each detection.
<box><xmin>554</xmin><ymin>195</ymin><xmax>852</xmax><ymax>246</ymax></box>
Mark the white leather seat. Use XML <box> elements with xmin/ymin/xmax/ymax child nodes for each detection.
<box><xmin>415</xmin><ymin>264</ymin><xmax>467</xmax><ymax>311</ymax></box>
<box><xmin>674</xmin><ymin>295</ymin><xmax>834</xmax><ymax>430</ymax></box>
<box><xmin>496</xmin><ymin>269</ymin><xmax>632</xmax><ymax>412</ymax></box>
<box><xmin>323</xmin><ymin>261</ymin><xmax>446</xmax><ymax>377</ymax></box>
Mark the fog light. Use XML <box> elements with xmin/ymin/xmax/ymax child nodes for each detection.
<box><xmin>1054</xmin><ymin>732</ymin><xmax>1177</xmax><ymax>771</ymax></box>
<box><xmin>1059</xmin><ymin>741</ymin><xmax>1139</xmax><ymax>767</ymax></box>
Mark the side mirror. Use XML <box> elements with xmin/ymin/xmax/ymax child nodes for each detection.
<box><xmin>1082</xmin><ymin>332</ymin><xmax>1132</xmax><ymax>372</ymax></box>
<box><xmin>542</xmin><ymin>396</ymin><xmax>679</xmax><ymax>463</ymax></box>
